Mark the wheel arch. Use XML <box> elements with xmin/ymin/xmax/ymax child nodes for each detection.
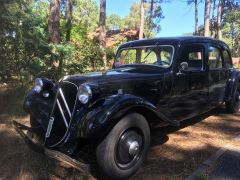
<box><xmin>120</xmin><ymin>106</ymin><xmax>168</xmax><ymax>129</ymax></box>
<box><xmin>78</xmin><ymin>94</ymin><xmax>176</xmax><ymax>139</ymax></box>
<box><xmin>225</xmin><ymin>70</ymin><xmax>240</xmax><ymax>102</ymax></box>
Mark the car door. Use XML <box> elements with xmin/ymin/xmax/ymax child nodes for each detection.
<box><xmin>168</xmin><ymin>43</ymin><xmax>209</xmax><ymax>121</ymax></box>
<box><xmin>207</xmin><ymin>44</ymin><xmax>229</xmax><ymax>108</ymax></box>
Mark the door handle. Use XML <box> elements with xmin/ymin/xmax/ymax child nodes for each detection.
<box><xmin>176</xmin><ymin>71</ymin><xmax>185</xmax><ymax>76</ymax></box>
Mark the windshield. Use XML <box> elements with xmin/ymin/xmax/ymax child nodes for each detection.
<box><xmin>115</xmin><ymin>45</ymin><xmax>174</xmax><ymax>68</ymax></box>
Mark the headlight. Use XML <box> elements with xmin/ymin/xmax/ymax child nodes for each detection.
<box><xmin>42</xmin><ymin>91</ymin><xmax>50</xmax><ymax>98</ymax></box>
<box><xmin>33</xmin><ymin>78</ymin><xmax>43</xmax><ymax>93</ymax></box>
<box><xmin>78</xmin><ymin>85</ymin><xmax>92</xmax><ymax>104</ymax></box>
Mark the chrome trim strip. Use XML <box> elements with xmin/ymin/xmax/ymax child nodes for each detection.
<box><xmin>47</xmin><ymin>81</ymin><xmax>79</xmax><ymax>148</ymax></box>
<box><xmin>59</xmin><ymin>88</ymin><xmax>72</xmax><ymax>118</ymax></box>
<box><xmin>45</xmin><ymin>117</ymin><xmax>54</xmax><ymax>138</ymax></box>
<box><xmin>57</xmin><ymin>99</ymin><xmax>69</xmax><ymax>128</ymax></box>
<box><xmin>62</xmin><ymin>80</ymin><xmax>78</xmax><ymax>88</ymax></box>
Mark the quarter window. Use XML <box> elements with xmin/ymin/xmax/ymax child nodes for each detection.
<box><xmin>223</xmin><ymin>50</ymin><xmax>232</xmax><ymax>68</ymax></box>
<box><xmin>208</xmin><ymin>46</ymin><xmax>223</xmax><ymax>69</ymax></box>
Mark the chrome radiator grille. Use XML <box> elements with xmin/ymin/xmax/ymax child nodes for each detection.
<box><xmin>45</xmin><ymin>81</ymin><xmax>78</xmax><ymax>147</ymax></box>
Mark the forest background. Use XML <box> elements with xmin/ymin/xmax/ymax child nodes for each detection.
<box><xmin>0</xmin><ymin>0</ymin><xmax>239</xmax><ymax>83</ymax></box>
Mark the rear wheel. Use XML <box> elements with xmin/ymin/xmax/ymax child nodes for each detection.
<box><xmin>96</xmin><ymin>113</ymin><xmax>150</xmax><ymax>179</ymax></box>
<box><xmin>225</xmin><ymin>86</ymin><xmax>240</xmax><ymax>113</ymax></box>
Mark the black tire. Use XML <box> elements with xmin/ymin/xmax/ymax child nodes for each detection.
<box><xmin>225</xmin><ymin>86</ymin><xmax>240</xmax><ymax>113</ymax></box>
<box><xmin>96</xmin><ymin>113</ymin><xmax>150</xmax><ymax>179</ymax></box>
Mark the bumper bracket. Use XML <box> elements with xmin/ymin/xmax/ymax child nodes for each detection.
<box><xmin>12</xmin><ymin>120</ymin><xmax>90</xmax><ymax>175</ymax></box>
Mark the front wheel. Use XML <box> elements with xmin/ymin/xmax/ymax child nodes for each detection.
<box><xmin>96</xmin><ymin>113</ymin><xmax>150</xmax><ymax>179</ymax></box>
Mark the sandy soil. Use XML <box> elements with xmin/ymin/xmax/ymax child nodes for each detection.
<box><xmin>0</xmin><ymin>85</ymin><xmax>239</xmax><ymax>180</ymax></box>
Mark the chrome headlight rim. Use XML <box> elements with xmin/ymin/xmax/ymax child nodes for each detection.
<box><xmin>33</xmin><ymin>78</ymin><xmax>44</xmax><ymax>93</ymax></box>
<box><xmin>78</xmin><ymin>84</ymin><xmax>92</xmax><ymax>104</ymax></box>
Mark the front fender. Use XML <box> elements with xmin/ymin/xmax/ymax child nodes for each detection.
<box><xmin>225</xmin><ymin>69</ymin><xmax>240</xmax><ymax>102</ymax></box>
<box><xmin>78</xmin><ymin>94</ymin><xmax>176</xmax><ymax>138</ymax></box>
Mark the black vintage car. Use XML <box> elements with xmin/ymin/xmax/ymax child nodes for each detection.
<box><xmin>14</xmin><ymin>37</ymin><xmax>240</xmax><ymax>179</ymax></box>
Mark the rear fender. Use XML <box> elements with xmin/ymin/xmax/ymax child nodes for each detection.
<box><xmin>225</xmin><ymin>69</ymin><xmax>240</xmax><ymax>102</ymax></box>
<box><xmin>78</xmin><ymin>94</ymin><xmax>177</xmax><ymax>138</ymax></box>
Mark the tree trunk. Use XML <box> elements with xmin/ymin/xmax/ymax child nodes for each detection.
<box><xmin>139</xmin><ymin>0</ymin><xmax>144</xmax><ymax>39</ymax></box>
<box><xmin>217</xmin><ymin>0</ymin><xmax>223</xmax><ymax>39</ymax></box>
<box><xmin>195</xmin><ymin>0</ymin><xmax>199</xmax><ymax>35</ymax></box>
<box><xmin>99</xmin><ymin>0</ymin><xmax>107</xmax><ymax>70</ymax></box>
<box><xmin>48</xmin><ymin>0</ymin><xmax>60</xmax><ymax>44</ymax></box>
<box><xmin>91</xmin><ymin>59</ymin><xmax>96</xmax><ymax>71</ymax></box>
<box><xmin>211</xmin><ymin>0</ymin><xmax>216</xmax><ymax>37</ymax></box>
<box><xmin>204</xmin><ymin>0</ymin><xmax>211</xmax><ymax>37</ymax></box>
<box><xmin>14</xmin><ymin>17</ymin><xmax>21</xmax><ymax>80</ymax></box>
<box><xmin>150</xmin><ymin>0</ymin><xmax>154</xmax><ymax>16</ymax></box>
<box><xmin>149</xmin><ymin>0</ymin><xmax>154</xmax><ymax>28</ymax></box>
<box><xmin>65</xmin><ymin>0</ymin><xmax>73</xmax><ymax>42</ymax></box>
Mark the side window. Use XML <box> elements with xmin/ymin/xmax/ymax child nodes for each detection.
<box><xmin>223</xmin><ymin>50</ymin><xmax>232</xmax><ymax>68</ymax></box>
<box><xmin>208</xmin><ymin>46</ymin><xmax>223</xmax><ymax>69</ymax></box>
<box><xmin>180</xmin><ymin>45</ymin><xmax>204</xmax><ymax>71</ymax></box>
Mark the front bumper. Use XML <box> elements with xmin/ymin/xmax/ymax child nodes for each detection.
<box><xmin>12</xmin><ymin>120</ymin><xmax>90</xmax><ymax>175</ymax></box>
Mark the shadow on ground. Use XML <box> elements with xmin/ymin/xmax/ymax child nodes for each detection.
<box><xmin>92</xmin><ymin>107</ymin><xmax>240</xmax><ymax>180</ymax></box>
<box><xmin>208</xmin><ymin>149</ymin><xmax>240</xmax><ymax>180</ymax></box>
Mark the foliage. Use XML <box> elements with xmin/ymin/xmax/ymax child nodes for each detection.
<box><xmin>0</xmin><ymin>0</ymin><xmax>239</xmax><ymax>83</ymax></box>
<box><xmin>222</xmin><ymin>3</ymin><xmax>240</xmax><ymax>57</ymax></box>
<box><xmin>144</xmin><ymin>0</ymin><xmax>165</xmax><ymax>37</ymax></box>
<box><xmin>0</xmin><ymin>0</ymin><xmax>167</xmax><ymax>83</ymax></box>
<box><xmin>106</xmin><ymin>1</ymin><xmax>164</xmax><ymax>37</ymax></box>
<box><xmin>184</xmin><ymin>0</ymin><xmax>240</xmax><ymax>57</ymax></box>
<box><xmin>73</xmin><ymin>0</ymin><xmax>99</xmax><ymax>32</ymax></box>
<box><xmin>0</xmin><ymin>0</ymin><xmax>49</xmax><ymax>81</ymax></box>
<box><xmin>122</xmin><ymin>1</ymin><xmax>164</xmax><ymax>37</ymax></box>
<box><xmin>106</xmin><ymin>14</ymin><xmax>125</xmax><ymax>30</ymax></box>
<box><xmin>0</xmin><ymin>0</ymin><xmax>102</xmax><ymax>82</ymax></box>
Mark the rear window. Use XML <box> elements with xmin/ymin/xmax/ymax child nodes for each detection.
<box><xmin>222</xmin><ymin>50</ymin><xmax>232</xmax><ymax>68</ymax></box>
<box><xmin>208</xmin><ymin>46</ymin><xmax>223</xmax><ymax>69</ymax></box>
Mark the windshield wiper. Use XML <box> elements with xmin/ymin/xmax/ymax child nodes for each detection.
<box><xmin>123</xmin><ymin>43</ymin><xmax>133</xmax><ymax>59</ymax></box>
<box><xmin>143</xmin><ymin>42</ymin><xmax>160</xmax><ymax>61</ymax></box>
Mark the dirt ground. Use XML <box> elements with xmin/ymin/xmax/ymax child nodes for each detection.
<box><xmin>0</xmin><ymin>85</ymin><xmax>239</xmax><ymax>180</ymax></box>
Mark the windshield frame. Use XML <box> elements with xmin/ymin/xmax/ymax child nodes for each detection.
<box><xmin>114</xmin><ymin>45</ymin><xmax>175</xmax><ymax>68</ymax></box>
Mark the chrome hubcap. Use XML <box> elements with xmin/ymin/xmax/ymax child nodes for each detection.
<box><xmin>128</xmin><ymin>141</ymin><xmax>140</xmax><ymax>156</ymax></box>
<box><xmin>115</xmin><ymin>129</ymin><xmax>143</xmax><ymax>169</ymax></box>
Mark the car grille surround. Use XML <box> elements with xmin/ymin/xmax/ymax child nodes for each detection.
<box><xmin>45</xmin><ymin>81</ymin><xmax>78</xmax><ymax>147</ymax></box>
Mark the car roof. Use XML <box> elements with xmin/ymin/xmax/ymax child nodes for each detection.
<box><xmin>119</xmin><ymin>36</ymin><xmax>229</xmax><ymax>49</ymax></box>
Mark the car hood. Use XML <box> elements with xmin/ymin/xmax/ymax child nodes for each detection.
<box><xmin>63</xmin><ymin>65</ymin><xmax>168</xmax><ymax>86</ymax></box>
